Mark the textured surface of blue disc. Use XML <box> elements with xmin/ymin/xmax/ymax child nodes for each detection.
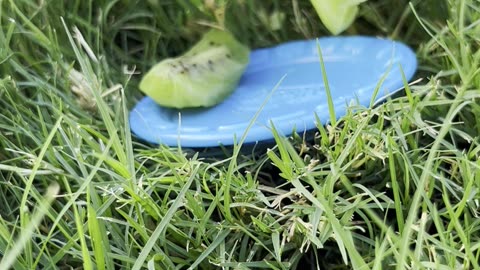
<box><xmin>130</xmin><ymin>36</ymin><xmax>417</xmax><ymax>147</ymax></box>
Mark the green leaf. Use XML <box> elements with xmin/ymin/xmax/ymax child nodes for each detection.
<box><xmin>310</xmin><ymin>0</ymin><xmax>367</xmax><ymax>35</ymax></box>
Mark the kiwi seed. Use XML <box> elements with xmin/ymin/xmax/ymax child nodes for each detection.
<box><xmin>208</xmin><ymin>60</ymin><xmax>214</xmax><ymax>71</ymax></box>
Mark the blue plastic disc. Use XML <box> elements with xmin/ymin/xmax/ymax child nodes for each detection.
<box><xmin>130</xmin><ymin>36</ymin><xmax>417</xmax><ymax>147</ymax></box>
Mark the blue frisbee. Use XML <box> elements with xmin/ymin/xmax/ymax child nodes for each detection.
<box><xmin>130</xmin><ymin>36</ymin><xmax>417</xmax><ymax>147</ymax></box>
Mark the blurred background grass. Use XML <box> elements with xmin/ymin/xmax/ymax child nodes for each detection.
<box><xmin>1</xmin><ymin>0</ymin><xmax>448</xmax><ymax>101</ymax></box>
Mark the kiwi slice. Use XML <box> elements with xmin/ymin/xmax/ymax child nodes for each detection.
<box><xmin>139</xmin><ymin>30</ymin><xmax>250</xmax><ymax>109</ymax></box>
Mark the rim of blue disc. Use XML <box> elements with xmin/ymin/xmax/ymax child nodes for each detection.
<box><xmin>129</xmin><ymin>35</ymin><xmax>417</xmax><ymax>147</ymax></box>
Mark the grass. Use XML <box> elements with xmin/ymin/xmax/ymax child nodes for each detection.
<box><xmin>0</xmin><ymin>0</ymin><xmax>479</xmax><ymax>269</ymax></box>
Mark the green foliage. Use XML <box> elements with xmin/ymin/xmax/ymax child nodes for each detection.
<box><xmin>310</xmin><ymin>0</ymin><xmax>367</xmax><ymax>35</ymax></box>
<box><xmin>1</xmin><ymin>0</ymin><xmax>479</xmax><ymax>269</ymax></box>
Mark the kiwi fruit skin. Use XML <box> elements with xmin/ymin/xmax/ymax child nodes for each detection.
<box><xmin>139</xmin><ymin>30</ymin><xmax>250</xmax><ymax>109</ymax></box>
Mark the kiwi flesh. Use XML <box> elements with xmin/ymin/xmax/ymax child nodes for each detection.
<box><xmin>139</xmin><ymin>30</ymin><xmax>250</xmax><ymax>109</ymax></box>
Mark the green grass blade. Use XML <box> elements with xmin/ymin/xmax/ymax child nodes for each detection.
<box><xmin>0</xmin><ymin>183</ymin><xmax>59</xmax><ymax>269</ymax></box>
<box><xmin>316</xmin><ymin>40</ymin><xmax>336</xmax><ymax>125</ymax></box>
<box><xmin>131</xmin><ymin>163</ymin><xmax>200</xmax><ymax>270</ymax></box>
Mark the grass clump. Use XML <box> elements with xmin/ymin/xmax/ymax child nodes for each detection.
<box><xmin>1</xmin><ymin>0</ymin><xmax>480</xmax><ymax>269</ymax></box>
